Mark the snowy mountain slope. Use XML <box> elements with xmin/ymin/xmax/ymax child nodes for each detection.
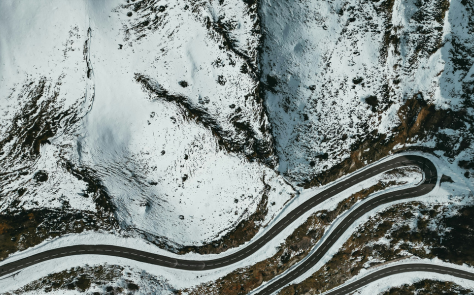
<box><xmin>260</xmin><ymin>0</ymin><xmax>474</xmax><ymax>187</ymax></box>
<box><xmin>114</xmin><ymin>0</ymin><xmax>275</xmax><ymax>165</ymax></box>
<box><xmin>0</xmin><ymin>0</ymin><xmax>295</xmax><ymax>253</ymax></box>
<box><xmin>74</xmin><ymin>0</ymin><xmax>295</xmax><ymax>247</ymax></box>
<box><xmin>0</xmin><ymin>1</ymin><xmax>96</xmax><ymax>212</ymax></box>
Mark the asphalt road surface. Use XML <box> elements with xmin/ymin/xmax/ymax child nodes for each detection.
<box><xmin>325</xmin><ymin>264</ymin><xmax>474</xmax><ymax>295</ymax></box>
<box><xmin>1</xmin><ymin>154</ymin><xmax>466</xmax><ymax>295</ymax></box>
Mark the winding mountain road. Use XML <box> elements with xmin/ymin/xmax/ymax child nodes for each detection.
<box><xmin>325</xmin><ymin>264</ymin><xmax>474</xmax><ymax>295</ymax></box>
<box><xmin>1</xmin><ymin>155</ymin><xmax>470</xmax><ymax>294</ymax></box>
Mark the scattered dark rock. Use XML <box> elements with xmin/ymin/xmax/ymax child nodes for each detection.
<box><xmin>127</xmin><ymin>283</ymin><xmax>139</xmax><ymax>290</ymax></box>
<box><xmin>217</xmin><ymin>75</ymin><xmax>226</xmax><ymax>85</ymax></box>
<box><xmin>229</xmin><ymin>104</ymin><xmax>236</xmax><ymax>109</ymax></box>
<box><xmin>179</xmin><ymin>215</ymin><xmax>184</xmax><ymax>220</ymax></box>
<box><xmin>459</xmin><ymin>160</ymin><xmax>474</xmax><ymax>170</ymax></box>
<box><xmin>161</xmin><ymin>150</ymin><xmax>165</xmax><ymax>155</ymax></box>
<box><xmin>464</xmin><ymin>171</ymin><xmax>470</xmax><ymax>178</ymax></box>
<box><xmin>75</xmin><ymin>275</ymin><xmax>91</xmax><ymax>291</ymax></box>
<box><xmin>158</xmin><ymin>5</ymin><xmax>166</xmax><ymax>12</ymax></box>
<box><xmin>118</xmin><ymin>44</ymin><xmax>123</xmax><ymax>49</ymax></box>
<box><xmin>184</xmin><ymin>154</ymin><xmax>189</xmax><ymax>160</ymax></box>
<box><xmin>266</xmin><ymin>74</ymin><xmax>278</xmax><ymax>89</ymax></box>
<box><xmin>315</xmin><ymin>153</ymin><xmax>329</xmax><ymax>160</ymax></box>
<box><xmin>365</xmin><ymin>95</ymin><xmax>379</xmax><ymax>112</ymax></box>
<box><xmin>440</xmin><ymin>175</ymin><xmax>454</xmax><ymax>183</ymax></box>
<box><xmin>303</xmin><ymin>114</ymin><xmax>309</xmax><ymax>121</ymax></box>
<box><xmin>182</xmin><ymin>174</ymin><xmax>188</xmax><ymax>182</ymax></box>
<box><xmin>33</xmin><ymin>170</ymin><xmax>48</xmax><ymax>182</ymax></box>
<box><xmin>234</xmin><ymin>199</ymin><xmax>238</xmax><ymax>203</ymax></box>
<box><xmin>198</xmin><ymin>96</ymin><xmax>210</xmax><ymax>104</ymax></box>
<box><xmin>178</xmin><ymin>80</ymin><xmax>188</xmax><ymax>88</ymax></box>
<box><xmin>310</xmin><ymin>161</ymin><xmax>316</xmax><ymax>167</ymax></box>
<box><xmin>280</xmin><ymin>250</ymin><xmax>291</xmax><ymax>264</ymax></box>
<box><xmin>127</xmin><ymin>12</ymin><xmax>132</xmax><ymax>17</ymax></box>
<box><xmin>352</xmin><ymin>77</ymin><xmax>364</xmax><ymax>84</ymax></box>
<box><xmin>18</xmin><ymin>188</ymin><xmax>26</xmax><ymax>196</ymax></box>
<box><xmin>309</xmin><ymin>85</ymin><xmax>316</xmax><ymax>91</ymax></box>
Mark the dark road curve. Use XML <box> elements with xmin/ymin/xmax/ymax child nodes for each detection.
<box><xmin>0</xmin><ymin>155</ymin><xmax>446</xmax><ymax>294</ymax></box>
<box><xmin>252</xmin><ymin>155</ymin><xmax>438</xmax><ymax>295</ymax></box>
<box><xmin>324</xmin><ymin>264</ymin><xmax>474</xmax><ymax>295</ymax></box>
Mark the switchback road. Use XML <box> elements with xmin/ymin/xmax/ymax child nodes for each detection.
<box><xmin>1</xmin><ymin>155</ymin><xmax>468</xmax><ymax>294</ymax></box>
<box><xmin>253</xmin><ymin>155</ymin><xmax>437</xmax><ymax>294</ymax></box>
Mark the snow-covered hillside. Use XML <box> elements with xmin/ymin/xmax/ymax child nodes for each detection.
<box><xmin>260</xmin><ymin>0</ymin><xmax>474</xmax><ymax>186</ymax></box>
<box><xmin>0</xmin><ymin>0</ymin><xmax>295</xmax><ymax>250</ymax></box>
